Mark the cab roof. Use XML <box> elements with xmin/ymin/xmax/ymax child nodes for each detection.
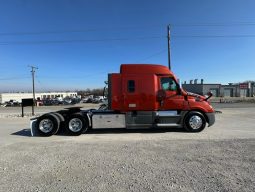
<box><xmin>120</xmin><ymin>64</ymin><xmax>174</xmax><ymax>76</ymax></box>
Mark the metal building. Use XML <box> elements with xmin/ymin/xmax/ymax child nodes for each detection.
<box><xmin>182</xmin><ymin>80</ymin><xmax>255</xmax><ymax>97</ymax></box>
<box><xmin>0</xmin><ymin>92</ymin><xmax>78</xmax><ymax>104</ymax></box>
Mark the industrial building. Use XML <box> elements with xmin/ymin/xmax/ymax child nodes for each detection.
<box><xmin>0</xmin><ymin>92</ymin><xmax>78</xmax><ymax>104</ymax></box>
<box><xmin>182</xmin><ymin>79</ymin><xmax>255</xmax><ymax>97</ymax></box>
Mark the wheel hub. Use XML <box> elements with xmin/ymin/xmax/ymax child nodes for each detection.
<box><xmin>39</xmin><ymin>119</ymin><xmax>53</xmax><ymax>133</ymax></box>
<box><xmin>189</xmin><ymin>115</ymin><xmax>203</xmax><ymax>129</ymax></box>
<box><xmin>69</xmin><ymin>118</ymin><xmax>83</xmax><ymax>132</ymax></box>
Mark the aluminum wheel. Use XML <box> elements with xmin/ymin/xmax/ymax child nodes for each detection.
<box><xmin>39</xmin><ymin>119</ymin><xmax>54</xmax><ymax>133</ymax></box>
<box><xmin>189</xmin><ymin>115</ymin><xmax>203</xmax><ymax>130</ymax></box>
<box><xmin>69</xmin><ymin>118</ymin><xmax>83</xmax><ymax>133</ymax></box>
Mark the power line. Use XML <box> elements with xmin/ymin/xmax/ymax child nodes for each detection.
<box><xmin>0</xmin><ymin>26</ymin><xmax>164</xmax><ymax>36</ymax></box>
<box><xmin>37</xmin><ymin>73</ymin><xmax>107</xmax><ymax>80</ymax></box>
<box><xmin>1</xmin><ymin>22</ymin><xmax>255</xmax><ymax>36</ymax></box>
<box><xmin>172</xmin><ymin>34</ymin><xmax>255</xmax><ymax>38</ymax></box>
<box><xmin>1</xmin><ymin>34</ymin><xmax>255</xmax><ymax>46</ymax></box>
<box><xmin>0</xmin><ymin>29</ymin><xmax>99</xmax><ymax>36</ymax></box>
<box><xmin>0</xmin><ymin>77</ymin><xmax>30</xmax><ymax>81</ymax></box>
<box><xmin>171</xmin><ymin>22</ymin><xmax>255</xmax><ymax>27</ymax></box>
<box><xmin>138</xmin><ymin>48</ymin><xmax>167</xmax><ymax>63</ymax></box>
<box><xmin>0</xmin><ymin>36</ymin><xmax>164</xmax><ymax>45</ymax></box>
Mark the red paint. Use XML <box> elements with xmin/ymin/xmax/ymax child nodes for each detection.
<box><xmin>110</xmin><ymin>64</ymin><xmax>214</xmax><ymax>113</ymax></box>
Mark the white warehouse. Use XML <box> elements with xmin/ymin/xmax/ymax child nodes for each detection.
<box><xmin>0</xmin><ymin>92</ymin><xmax>78</xmax><ymax>103</ymax></box>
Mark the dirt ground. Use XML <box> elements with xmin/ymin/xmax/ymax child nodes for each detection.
<box><xmin>0</xmin><ymin>103</ymin><xmax>255</xmax><ymax>192</ymax></box>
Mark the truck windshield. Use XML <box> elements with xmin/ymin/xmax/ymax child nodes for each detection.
<box><xmin>160</xmin><ymin>77</ymin><xmax>177</xmax><ymax>91</ymax></box>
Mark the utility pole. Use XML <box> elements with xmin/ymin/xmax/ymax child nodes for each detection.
<box><xmin>28</xmin><ymin>65</ymin><xmax>38</xmax><ymax>115</ymax></box>
<box><xmin>167</xmin><ymin>24</ymin><xmax>171</xmax><ymax>70</ymax></box>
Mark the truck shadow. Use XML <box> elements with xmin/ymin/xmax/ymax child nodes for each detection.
<box><xmin>87</xmin><ymin>128</ymin><xmax>186</xmax><ymax>134</ymax></box>
<box><xmin>11</xmin><ymin>129</ymin><xmax>32</xmax><ymax>137</ymax></box>
<box><xmin>11</xmin><ymin>127</ymin><xmax>187</xmax><ymax>137</ymax></box>
<box><xmin>57</xmin><ymin>127</ymin><xmax>187</xmax><ymax>136</ymax></box>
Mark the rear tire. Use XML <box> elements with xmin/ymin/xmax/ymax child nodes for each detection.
<box><xmin>66</xmin><ymin>113</ymin><xmax>89</xmax><ymax>135</ymax></box>
<box><xmin>36</xmin><ymin>114</ymin><xmax>60</xmax><ymax>136</ymax></box>
<box><xmin>52</xmin><ymin>112</ymin><xmax>65</xmax><ymax>134</ymax></box>
<box><xmin>184</xmin><ymin>111</ymin><xmax>206</xmax><ymax>132</ymax></box>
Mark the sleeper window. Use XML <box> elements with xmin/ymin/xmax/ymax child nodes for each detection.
<box><xmin>128</xmin><ymin>80</ymin><xmax>135</xmax><ymax>93</ymax></box>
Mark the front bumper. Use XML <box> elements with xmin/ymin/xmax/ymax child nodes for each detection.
<box><xmin>205</xmin><ymin>112</ymin><xmax>215</xmax><ymax>127</ymax></box>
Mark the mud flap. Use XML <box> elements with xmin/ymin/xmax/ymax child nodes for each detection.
<box><xmin>30</xmin><ymin>119</ymin><xmax>39</xmax><ymax>136</ymax></box>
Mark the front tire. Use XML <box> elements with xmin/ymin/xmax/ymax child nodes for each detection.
<box><xmin>184</xmin><ymin>111</ymin><xmax>206</xmax><ymax>132</ymax></box>
<box><xmin>66</xmin><ymin>114</ymin><xmax>89</xmax><ymax>135</ymax></box>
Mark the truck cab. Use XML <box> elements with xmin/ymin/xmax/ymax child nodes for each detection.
<box><xmin>108</xmin><ymin>64</ymin><xmax>214</xmax><ymax>131</ymax></box>
<box><xmin>31</xmin><ymin>64</ymin><xmax>215</xmax><ymax>136</ymax></box>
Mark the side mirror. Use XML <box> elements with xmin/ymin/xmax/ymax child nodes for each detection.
<box><xmin>156</xmin><ymin>89</ymin><xmax>166</xmax><ymax>101</ymax></box>
<box><xmin>176</xmin><ymin>84</ymin><xmax>182</xmax><ymax>95</ymax></box>
<box><xmin>205</xmin><ymin>92</ymin><xmax>213</xmax><ymax>101</ymax></box>
<box><xmin>177</xmin><ymin>79</ymin><xmax>182</xmax><ymax>89</ymax></box>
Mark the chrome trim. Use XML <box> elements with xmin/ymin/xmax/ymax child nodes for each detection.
<box><xmin>156</xmin><ymin>123</ymin><xmax>181</xmax><ymax>127</ymax></box>
<box><xmin>156</xmin><ymin>111</ymin><xmax>178</xmax><ymax>117</ymax></box>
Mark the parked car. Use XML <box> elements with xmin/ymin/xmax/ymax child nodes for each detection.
<box><xmin>42</xmin><ymin>99</ymin><xmax>53</xmax><ymax>106</ymax></box>
<box><xmin>3</xmin><ymin>100</ymin><xmax>21</xmax><ymax>107</ymax></box>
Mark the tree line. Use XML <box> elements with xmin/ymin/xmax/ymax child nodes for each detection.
<box><xmin>77</xmin><ymin>88</ymin><xmax>104</xmax><ymax>97</ymax></box>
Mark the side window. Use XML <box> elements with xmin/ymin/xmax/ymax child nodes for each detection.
<box><xmin>128</xmin><ymin>80</ymin><xmax>135</xmax><ymax>93</ymax></box>
<box><xmin>160</xmin><ymin>77</ymin><xmax>177</xmax><ymax>91</ymax></box>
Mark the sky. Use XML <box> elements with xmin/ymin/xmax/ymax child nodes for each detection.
<box><xmin>0</xmin><ymin>0</ymin><xmax>255</xmax><ymax>92</ymax></box>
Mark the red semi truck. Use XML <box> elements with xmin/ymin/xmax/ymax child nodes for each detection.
<box><xmin>30</xmin><ymin>64</ymin><xmax>215</xmax><ymax>136</ymax></box>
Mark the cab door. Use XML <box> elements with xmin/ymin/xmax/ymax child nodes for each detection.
<box><xmin>158</xmin><ymin>76</ymin><xmax>184</xmax><ymax>110</ymax></box>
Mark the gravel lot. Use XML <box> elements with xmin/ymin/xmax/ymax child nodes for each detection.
<box><xmin>0</xmin><ymin>103</ymin><xmax>255</xmax><ymax>192</ymax></box>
